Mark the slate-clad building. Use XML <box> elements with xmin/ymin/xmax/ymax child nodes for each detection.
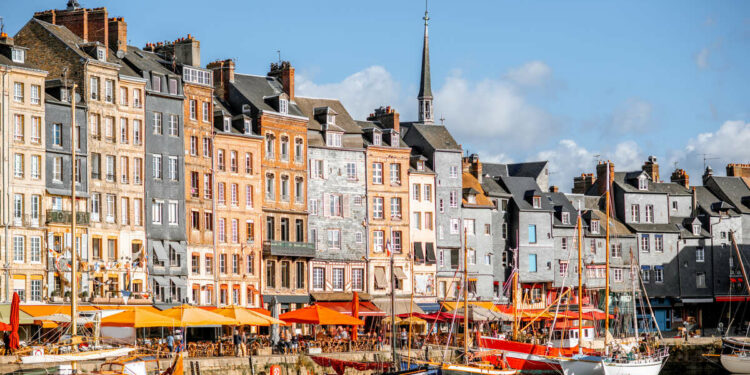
<box><xmin>122</xmin><ymin>46</ymin><xmax>187</xmax><ymax>304</ymax></box>
<box><xmin>295</xmin><ymin>97</ymin><xmax>368</xmax><ymax>295</ymax></box>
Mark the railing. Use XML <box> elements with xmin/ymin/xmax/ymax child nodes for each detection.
<box><xmin>263</xmin><ymin>240</ymin><xmax>316</xmax><ymax>258</ymax></box>
<box><xmin>46</xmin><ymin>210</ymin><xmax>90</xmax><ymax>225</ymax></box>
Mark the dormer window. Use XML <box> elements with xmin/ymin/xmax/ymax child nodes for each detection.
<box><xmin>638</xmin><ymin>177</ymin><xmax>648</xmax><ymax>191</ymax></box>
<box><xmin>532</xmin><ymin>196</ymin><xmax>541</xmax><ymax>209</ymax></box>
<box><xmin>468</xmin><ymin>194</ymin><xmax>476</xmax><ymax>204</ymax></box>
<box><xmin>244</xmin><ymin>119</ymin><xmax>252</xmax><ymax>135</ymax></box>
<box><xmin>562</xmin><ymin>212</ymin><xmax>570</xmax><ymax>225</ymax></box>
<box><xmin>391</xmin><ymin>133</ymin><xmax>399</xmax><ymax>147</ymax></box>
<box><xmin>326</xmin><ymin>132</ymin><xmax>342</xmax><ymax>148</ymax></box>
<box><xmin>11</xmin><ymin>48</ymin><xmax>25</xmax><ymax>63</ymax></box>
<box><xmin>60</xmin><ymin>88</ymin><xmax>70</xmax><ymax>103</ymax></box>
<box><xmin>96</xmin><ymin>47</ymin><xmax>106</xmax><ymax>61</ymax></box>
<box><xmin>417</xmin><ymin>160</ymin><xmax>425</xmax><ymax>171</ymax></box>
<box><xmin>223</xmin><ymin>117</ymin><xmax>231</xmax><ymax>132</ymax></box>
<box><xmin>693</xmin><ymin>224</ymin><xmax>701</xmax><ymax>236</ymax></box>
<box><xmin>279</xmin><ymin>99</ymin><xmax>288</xmax><ymax>115</ymax></box>
<box><xmin>327</xmin><ymin>114</ymin><xmax>335</xmax><ymax>125</ymax></box>
<box><xmin>591</xmin><ymin>220</ymin><xmax>600</xmax><ymax>234</ymax></box>
<box><xmin>373</xmin><ymin>132</ymin><xmax>382</xmax><ymax>146</ymax></box>
<box><xmin>242</xmin><ymin>104</ymin><xmax>251</xmax><ymax>113</ymax></box>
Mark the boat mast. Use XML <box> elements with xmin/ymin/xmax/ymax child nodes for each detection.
<box><xmin>730</xmin><ymin>231</ymin><xmax>750</xmax><ymax>295</ymax></box>
<box><xmin>390</xmin><ymin>239</ymin><xmax>396</xmax><ymax>369</ymax></box>
<box><xmin>630</xmin><ymin>250</ymin><xmax>639</xmax><ymax>341</ymax></box>
<box><xmin>70</xmin><ymin>82</ymin><xmax>78</xmax><ymax>338</ymax></box>
<box><xmin>512</xmin><ymin>231</ymin><xmax>519</xmax><ymax>341</ymax></box>
<box><xmin>577</xmin><ymin>208</ymin><xmax>583</xmax><ymax>353</ymax></box>
<box><xmin>604</xmin><ymin>161</ymin><xmax>611</xmax><ymax>350</ymax></box>
<box><xmin>463</xmin><ymin>227</ymin><xmax>469</xmax><ymax>364</ymax></box>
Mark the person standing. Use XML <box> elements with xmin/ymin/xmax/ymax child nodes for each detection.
<box><xmin>240</xmin><ymin>330</ymin><xmax>247</xmax><ymax>356</ymax></box>
<box><xmin>166</xmin><ymin>333</ymin><xmax>175</xmax><ymax>352</ymax></box>
<box><xmin>233</xmin><ymin>329</ymin><xmax>241</xmax><ymax>356</ymax></box>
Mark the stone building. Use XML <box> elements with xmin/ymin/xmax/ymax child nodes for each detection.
<box><xmin>209</xmin><ymin>59</ymin><xmax>312</xmax><ymax>313</ymax></box>
<box><xmin>295</xmin><ymin>97</ymin><xmax>368</xmax><ymax>295</ymax></box>
<box><xmin>210</xmin><ymin>99</ymin><xmax>264</xmax><ymax>307</ymax></box>
<box><xmin>0</xmin><ymin>33</ymin><xmax>48</xmax><ymax>302</ymax></box>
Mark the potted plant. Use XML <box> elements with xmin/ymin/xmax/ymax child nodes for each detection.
<box><xmin>64</xmin><ymin>290</ymin><xmax>71</xmax><ymax>302</ymax></box>
<box><xmin>79</xmin><ymin>291</ymin><xmax>89</xmax><ymax>302</ymax></box>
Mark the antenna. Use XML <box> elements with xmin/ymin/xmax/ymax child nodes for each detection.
<box><xmin>593</xmin><ymin>154</ymin><xmax>601</xmax><ymax>164</ymax></box>
<box><xmin>276</xmin><ymin>50</ymin><xmax>281</xmax><ymax>64</ymax></box>
<box><xmin>701</xmin><ymin>153</ymin><xmax>719</xmax><ymax>170</ymax></box>
<box><xmin>1</xmin><ymin>17</ymin><xmax>4</xmax><ymax>35</ymax></box>
<box><xmin>439</xmin><ymin>115</ymin><xmax>445</xmax><ymax>125</ymax></box>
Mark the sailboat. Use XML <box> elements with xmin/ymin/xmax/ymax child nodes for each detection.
<box><xmin>717</xmin><ymin>231</ymin><xmax>750</xmax><ymax>374</ymax></box>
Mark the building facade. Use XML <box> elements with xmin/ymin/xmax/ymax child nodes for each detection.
<box><xmin>408</xmin><ymin>156</ymin><xmax>437</xmax><ymax>304</ymax></box>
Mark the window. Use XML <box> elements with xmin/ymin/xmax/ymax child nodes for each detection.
<box><xmin>326</xmin><ymin>132</ymin><xmax>342</xmax><ymax>147</ymax></box>
<box><xmin>390</xmin><ymin>163</ymin><xmax>401</xmax><ymax>185</ymax></box>
<box><xmin>281</xmin><ymin>261</ymin><xmax>290</xmax><ymax>288</ymax></box>
<box><xmin>425</xmin><ymin>212</ymin><xmax>434</xmax><ymax>230</ymax></box>
<box><xmin>640</xmin><ymin>234</ymin><xmax>650</xmax><ymax>252</ymax></box>
<box><xmin>230</xmin><ymin>151</ymin><xmax>238</xmax><ymax>172</ymax></box>
<box><xmin>528</xmin><ymin>254</ymin><xmax>537</xmax><ymax>272</ymax></box>
<box><xmin>279</xmin><ymin>99</ymin><xmax>288</xmax><ymax>114</ymax></box>
<box><xmin>192</xmin><ymin>254</ymin><xmax>200</xmax><ymax>274</ymax></box>
<box><xmin>614</xmin><ymin>268</ymin><xmax>623</xmax><ymax>282</ymax></box>
<box><xmin>654</xmin><ymin>234</ymin><xmax>664</xmax><ymax>252</ymax></box>
<box><xmin>120</xmin><ymin>87</ymin><xmax>128</xmax><ymax>105</ymax></box>
<box><xmin>120</xmin><ymin>157</ymin><xmax>129</xmax><ymax>183</ymax></box>
<box><xmin>645</xmin><ymin>204</ymin><xmax>654</xmax><ymax>223</ymax></box>
<box><xmin>12</xmin><ymin>154</ymin><xmax>24</xmax><ymax>178</ymax></box>
<box><xmin>346</xmin><ymin>162</ymin><xmax>356</xmax><ymax>180</ymax></box>
<box><xmin>696</xmin><ymin>247</ymin><xmax>705</xmax><ymax>262</ymax></box>
<box><xmin>232</xmin><ymin>254</ymin><xmax>240</xmax><ymax>274</ymax></box>
<box><xmin>590</xmin><ymin>239</ymin><xmax>597</xmax><ymax>253</ymax></box>
<box><xmin>168</xmin><ymin>157</ymin><xmax>178</xmax><ymax>181</ymax></box>
<box><xmin>468</xmin><ymin>249</ymin><xmax>476</xmax><ymax>265</ymax></box>
<box><xmin>559</xmin><ymin>261</ymin><xmax>568</xmax><ymax>276</ymax></box>
<box><xmin>309</xmin><ymin>199</ymin><xmax>320</xmax><ymax>215</ymax></box>
<box><xmin>265</xmin><ymin>173</ymin><xmax>275</xmax><ymax>200</ymax></box>
<box><xmin>106</xmin><ymin>194</ymin><xmax>116</xmax><ymax>223</ymax></box>
<box><xmin>90</xmin><ymin>78</ymin><xmax>99</xmax><ymax>100</ymax></box>
<box><xmin>134</xmin><ymin>199</ymin><xmax>142</xmax><ymax>225</ymax></box>
<box><xmin>151</xmin><ymin>75</ymin><xmax>161</xmax><ymax>92</ymax></box>
<box><xmin>654</xmin><ymin>266</ymin><xmax>664</xmax><ymax>283</ymax></box>
<box><xmin>13</xmin><ymin>115</ymin><xmax>24</xmax><ymax>143</ymax></box>
<box><xmin>373</xmin><ymin>197</ymin><xmax>384</xmax><ymax>219</ymax></box>
<box><xmin>693</xmin><ymin>224</ymin><xmax>701</xmax><ymax>236</ymax></box>
<box><xmin>168</xmin><ymin>115</ymin><xmax>178</xmax><ymax>136</ymax></box>
<box><xmin>29</xmin><ymin>116</ymin><xmax>41</xmax><ymax>144</ymax></box>
<box><xmin>121</xmin><ymin>197</ymin><xmax>129</xmax><ymax>224</ymax></box>
<box><xmin>219</xmin><ymin>254</ymin><xmax>227</xmax><ymax>274</ymax></box>
<box><xmin>372</xmin><ymin>163</ymin><xmax>383</xmax><ymax>184</ymax></box>
<box><xmin>91</xmin><ymin>193</ymin><xmax>101</xmax><ymax>222</ymax></box>
<box><xmin>247</xmin><ymin>253</ymin><xmax>255</xmax><ymax>274</ymax></box>
<box><xmin>133</xmin><ymin>119</ymin><xmax>142</xmax><ymax>144</ymax></box>
<box><xmin>12</xmin><ymin>236</ymin><xmax>24</xmax><ymax>262</ymax></box>
<box><xmin>562</xmin><ymin>212</ymin><xmax>570</xmax><ymax>225</ymax></box>
<box><xmin>424</xmin><ymin>184</ymin><xmax>432</xmax><ymax>202</ymax></box>
<box><xmin>246</xmin><ymin>185</ymin><xmax>254</xmax><ymax>208</ymax></box>
<box><xmin>451</xmin><ymin>218</ymin><xmax>460</xmax><ymax>234</ymax></box>
<box><xmin>327</xmin><ymin>229</ymin><xmax>341</xmax><ymax>249</ymax></box>
<box><xmin>280</xmin><ymin>175</ymin><xmax>290</xmax><ymax>201</ymax></box>
<box><xmin>153</xmin><ymin>112</ymin><xmax>162</xmax><ymax>134</ymax></box>
<box><xmin>218</xmin><ymin>218</ymin><xmax>226</xmax><ymax>242</ymax></box>
<box><xmin>246</xmin><ymin>220</ymin><xmax>255</xmax><ymax>243</ymax></box>
<box><xmin>373</xmin><ymin>230</ymin><xmax>384</xmax><ymax>252</ymax></box>
<box><xmin>152</xmin><ymin>201</ymin><xmax>163</xmax><ymax>224</ymax></box>
<box><xmin>104</xmin><ymin>155</ymin><xmax>115</xmax><ymax>181</ymax></box>
<box><xmin>231</xmin><ymin>219</ymin><xmax>239</xmax><ymax>243</ymax></box>
<box><xmin>265</xmin><ymin>133</ymin><xmax>275</xmax><ymax>159</ymax></box>
<box><xmin>638</xmin><ymin>177</ymin><xmax>648</xmax><ymax>190</ymax></box>
<box><xmin>561</xmin><ymin>237</ymin><xmax>568</xmax><ymax>251</ymax></box>
<box><xmin>13</xmin><ymin>82</ymin><xmax>24</xmax><ymax>102</ymax></box>
<box><xmin>104</xmin><ymin>79</ymin><xmax>114</xmax><ymax>102</ymax></box>
<box><xmin>294</xmin><ymin>138</ymin><xmax>304</xmax><ymax>163</ymax></box>
<box><xmin>105</xmin><ymin>117</ymin><xmax>116</xmax><ymax>141</ymax></box>
<box><xmin>331</xmin><ymin>268</ymin><xmax>344</xmax><ymax>290</ymax></box>
<box><xmin>51</xmin><ymin>123</ymin><xmax>62</xmax><ymax>147</ymax></box>
<box><xmin>295</xmin><ymin>177</ymin><xmax>304</xmax><ymax>203</ymax></box>
<box><xmin>612</xmin><ymin>243</ymin><xmax>622</xmax><ymax>258</ymax></box>
<box><xmin>413</xmin><ymin>184</ymin><xmax>421</xmax><ymax>201</ymax></box>
<box><xmin>11</xmin><ymin>48</ymin><xmax>25</xmax><ymax>63</ymax></box>
<box><xmin>528</xmin><ymin>224</ymin><xmax>537</xmax><ymax>243</ymax></box>
<box><xmin>391</xmin><ymin>231</ymin><xmax>402</xmax><ymax>253</ymax></box>
<box><xmin>152</xmin><ymin>155</ymin><xmax>162</xmax><ymax>179</ymax></box>
<box><xmin>464</xmin><ymin>219</ymin><xmax>475</xmax><ymax>235</ymax></box>
<box><xmin>329</xmin><ymin>194</ymin><xmax>342</xmax><ymax>217</ymax></box>
<box><xmin>280</xmin><ymin>136</ymin><xmax>289</xmax><ymax>161</ymax></box>
<box><xmin>630</xmin><ymin>204</ymin><xmax>640</xmax><ymax>222</ymax></box>
<box><xmin>449</xmin><ymin>165</ymin><xmax>459</xmax><ymax>178</ymax></box>
<box><xmin>30</xmin><ymin>195</ymin><xmax>40</xmax><ymax>224</ymax></box>
<box><xmin>352</xmin><ymin>268</ymin><xmax>364</xmax><ymax>291</ymax></box>
<box><xmin>696</xmin><ymin>272</ymin><xmax>706</xmax><ymax>288</ymax></box>
<box><xmin>413</xmin><ymin>212</ymin><xmax>422</xmax><ymax>230</ymax></box>
<box><xmin>97</xmin><ymin>47</ymin><xmax>106</xmax><ymax>61</ymax></box>
<box><xmin>485</xmin><ymin>223</ymin><xmax>491</xmax><ymax>235</ymax></box>
<box><xmin>439</xmin><ymin>199</ymin><xmax>444</xmax><ymax>213</ymax></box>
<box><xmin>13</xmin><ymin>194</ymin><xmax>22</xmax><ymax>223</ymax></box>
<box><xmin>202</xmin><ymin>102</ymin><xmax>210</xmax><ymax>122</ymax></box>
<box><xmin>532</xmin><ymin>196</ymin><xmax>541</xmax><ymax>208</ymax></box>
<box><xmin>373</xmin><ymin>132</ymin><xmax>382</xmax><ymax>146</ymax></box>
<box><xmin>205</xmin><ymin>255</ymin><xmax>213</xmax><ymax>275</ymax></box>
<box><xmin>204</xmin><ymin>212</ymin><xmax>213</xmax><ymax>231</ymax></box>
<box><xmin>189</xmin><ymin>100</ymin><xmax>197</xmax><ymax>120</ymax></box>
<box><xmin>450</xmin><ymin>191</ymin><xmax>458</xmax><ymax>208</ymax></box>
<box><xmin>313</xmin><ymin>267</ymin><xmax>325</xmax><ymax>290</ymax></box>
<box><xmin>390</xmin><ymin>197</ymin><xmax>402</xmax><ymax>219</ymax></box>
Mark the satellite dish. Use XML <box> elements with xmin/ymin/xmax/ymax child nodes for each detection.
<box><xmin>116</xmin><ymin>50</ymin><xmax>125</xmax><ymax>59</ymax></box>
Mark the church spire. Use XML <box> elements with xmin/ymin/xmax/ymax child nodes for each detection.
<box><xmin>418</xmin><ymin>1</ymin><xmax>434</xmax><ymax>124</ymax></box>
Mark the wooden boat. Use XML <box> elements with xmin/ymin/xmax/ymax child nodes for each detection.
<box><xmin>92</xmin><ymin>352</ymin><xmax>184</xmax><ymax>375</ymax></box>
<box><xmin>440</xmin><ymin>363</ymin><xmax>516</xmax><ymax>375</ymax></box>
<box><xmin>720</xmin><ymin>337</ymin><xmax>750</xmax><ymax>374</ymax></box>
<box><xmin>19</xmin><ymin>347</ymin><xmax>136</xmax><ymax>364</ymax></box>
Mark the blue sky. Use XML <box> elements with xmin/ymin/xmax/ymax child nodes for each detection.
<box><xmin>4</xmin><ymin>1</ymin><xmax>750</xmax><ymax>190</ymax></box>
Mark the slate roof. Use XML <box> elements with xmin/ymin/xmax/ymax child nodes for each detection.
<box><xmin>230</xmin><ymin>73</ymin><xmax>305</xmax><ymax>118</ymax></box>
<box><xmin>693</xmin><ymin>186</ymin><xmax>738</xmax><ymax>218</ymax></box>
<box><xmin>123</xmin><ymin>45</ymin><xmax>174</xmax><ymax>77</ymax></box>
<box><xmin>294</xmin><ymin>96</ymin><xmax>364</xmax><ymax>149</ymax></box>
<box><xmin>584</xmin><ymin>209</ymin><xmax>634</xmax><ymax>237</ymax></box>
<box><xmin>418</xmin><ymin>25</ymin><xmax>432</xmax><ymax>98</ymax></box>
<box><xmin>401</xmin><ymin>123</ymin><xmax>461</xmax><ymax>151</ymax></box>
<box><xmin>354</xmin><ymin>120</ymin><xmax>410</xmax><ymax>148</ymax></box>
<box><xmin>482</xmin><ymin>163</ymin><xmax>509</xmax><ymax>178</ymax></box>
<box><xmin>462</xmin><ymin>173</ymin><xmax>494</xmax><ymax>208</ymax></box>
<box><xmin>651</xmin><ymin>182</ymin><xmax>691</xmax><ymax>196</ymax></box>
<box><xmin>626</xmin><ymin>223</ymin><xmax>681</xmax><ymax>234</ymax></box>
<box><xmin>706</xmin><ymin>176</ymin><xmax>750</xmax><ymax>214</ymax></box>
<box><xmin>507</xmin><ymin>161</ymin><xmax>548</xmax><ymax>180</ymax></box>
<box><xmin>0</xmin><ymin>42</ymin><xmax>39</xmax><ymax>70</ymax></box>
<box><xmin>671</xmin><ymin>216</ymin><xmax>710</xmax><ymax>239</ymax></box>
<box><xmin>546</xmin><ymin>192</ymin><xmax>577</xmax><ymax>228</ymax></box>
<box><xmin>612</xmin><ymin>171</ymin><xmax>662</xmax><ymax>194</ymax></box>
<box><xmin>28</xmin><ymin>18</ymin><xmax>89</xmax><ymax>61</ymax></box>
<box><xmin>481</xmin><ymin>177</ymin><xmax>510</xmax><ymax>197</ymax></box>
<box><xmin>496</xmin><ymin>176</ymin><xmax>552</xmax><ymax>211</ymax></box>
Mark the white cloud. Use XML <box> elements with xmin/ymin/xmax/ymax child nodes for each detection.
<box><xmin>668</xmin><ymin>120</ymin><xmax>750</xmax><ymax>179</ymax></box>
<box><xmin>504</xmin><ymin>61</ymin><xmax>553</xmax><ymax>88</ymax></box>
<box><xmin>296</xmin><ymin>66</ymin><xmax>407</xmax><ymax>119</ymax></box>
<box><xmin>696</xmin><ymin>47</ymin><xmax>710</xmax><ymax>69</ymax></box>
<box><xmin>609</xmin><ymin>98</ymin><xmax>653</xmax><ymax>133</ymax></box>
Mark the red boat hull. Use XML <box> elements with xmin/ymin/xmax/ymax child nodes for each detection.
<box><xmin>477</xmin><ymin>336</ymin><xmax>598</xmax><ymax>372</ymax></box>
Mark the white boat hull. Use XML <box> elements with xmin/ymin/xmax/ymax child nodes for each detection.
<box><xmin>441</xmin><ymin>363</ymin><xmax>516</xmax><ymax>375</ymax></box>
<box><xmin>559</xmin><ymin>355</ymin><xmax>604</xmax><ymax>375</ymax></box>
<box><xmin>721</xmin><ymin>354</ymin><xmax>750</xmax><ymax>374</ymax></box>
<box><xmin>20</xmin><ymin>347</ymin><xmax>136</xmax><ymax>364</ymax></box>
<box><xmin>601</xmin><ymin>357</ymin><xmax>665</xmax><ymax>375</ymax></box>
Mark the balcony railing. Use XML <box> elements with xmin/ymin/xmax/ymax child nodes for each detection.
<box><xmin>46</xmin><ymin>210</ymin><xmax>90</xmax><ymax>225</ymax></box>
<box><xmin>263</xmin><ymin>240</ymin><xmax>315</xmax><ymax>258</ymax></box>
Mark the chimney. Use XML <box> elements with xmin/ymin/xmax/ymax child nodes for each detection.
<box><xmin>174</xmin><ymin>34</ymin><xmax>200</xmax><ymax>67</ymax></box>
<box><xmin>550</xmin><ymin>186</ymin><xmax>559</xmax><ymax>193</ymax></box>
<box><xmin>462</xmin><ymin>154</ymin><xmax>482</xmax><ymax>183</ymax></box>
<box><xmin>642</xmin><ymin>155</ymin><xmax>660</xmax><ymax>182</ymax></box>
<box><xmin>727</xmin><ymin>163</ymin><xmax>750</xmax><ymax>178</ymax></box>
<box><xmin>34</xmin><ymin>6</ymin><xmax>110</xmax><ymax>56</ymax></box>
<box><xmin>596</xmin><ymin>161</ymin><xmax>615</xmax><ymax>195</ymax></box>
<box><xmin>572</xmin><ymin>173</ymin><xmax>595</xmax><ymax>194</ymax></box>
<box><xmin>670</xmin><ymin>168</ymin><xmax>690</xmax><ymax>189</ymax></box>
<box><xmin>367</xmin><ymin>106</ymin><xmax>400</xmax><ymax>133</ymax></box>
<box><xmin>207</xmin><ymin>59</ymin><xmax>235</xmax><ymax>101</ymax></box>
<box><xmin>703</xmin><ymin>165</ymin><xmax>714</xmax><ymax>184</ymax></box>
<box><xmin>692</xmin><ymin>187</ymin><xmax>697</xmax><ymax>217</ymax></box>
<box><xmin>107</xmin><ymin>17</ymin><xmax>127</xmax><ymax>54</ymax></box>
<box><xmin>268</xmin><ymin>61</ymin><xmax>294</xmax><ymax>100</ymax></box>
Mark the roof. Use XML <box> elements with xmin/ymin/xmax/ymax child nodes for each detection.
<box><xmin>230</xmin><ymin>73</ymin><xmax>305</xmax><ymax>117</ymax></box>
<box><xmin>482</xmin><ymin>163</ymin><xmax>509</xmax><ymax>178</ymax></box>
<box><xmin>497</xmin><ymin>175</ymin><xmax>552</xmax><ymax>211</ymax></box>
<box><xmin>354</xmin><ymin>120</ymin><xmax>410</xmax><ymax>148</ymax></box>
<box><xmin>626</xmin><ymin>223</ymin><xmax>681</xmax><ymax>234</ymax></box>
<box><xmin>546</xmin><ymin>192</ymin><xmax>577</xmax><ymax>228</ymax></box>
<box><xmin>401</xmin><ymin>123</ymin><xmax>461</xmax><ymax>151</ymax></box>
<box><xmin>694</xmin><ymin>185</ymin><xmax>740</xmax><ymax>217</ymax></box>
<box><xmin>481</xmin><ymin>177</ymin><xmax>510</xmax><ymax>197</ymax></box>
<box><xmin>651</xmin><ymin>182</ymin><xmax>691</xmax><ymax>196</ymax></box>
<box><xmin>507</xmin><ymin>161</ymin><xmax>548</xmax><ymax>180</ymax></box>
<box><xmin>462</xmin><ymin>173</ymin><xmax>494</xmax><ymax>208</ymax></box>
<box><xmin>28</xmin><ymin>18</ymin><xmax>89</xmax><ymax>61</ymax></box>
<box><xmin>0</xmin><ymin>42</ymin><xmax>40</xmax><ymax>70</ymax></box>
<box><xmin>418</xmin><ymin>22</ymin><xmax>432</xmax><ymax>99</ymax></box>
<box><xmin>612</xmin><ymin>171</ymin><xmax>662</xmax><ymax>194</ymax></box>
<box><xmin>706</xmin><ymin>176</ymin><xmax>750</xmax><ymax>214</ymax></box>
<box><xmin>123</xmin><ymin>45</ymin><xmax>174</xmax><ymax>77</ymax></box>
<box><xmin>584</xmin><ymin>209</ymin><xmax>633</xmax><ymax>236</ymax></box>
<box><xmin>671</xmin><ymin>216</ymin><xmax>710</xmax><ymax>239</ymax></box>
<box><xmin>294</xmin><ymin>96</ymin><xmax>364</xmax><ymax>149</ymax></box>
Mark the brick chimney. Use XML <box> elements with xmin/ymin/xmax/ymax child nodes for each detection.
<box><xmin>727</xmin><ymin>163</ymin><xmax>750</xmax><ymax>178</ymax></box>
<box><xmin>268</xmin><ymin>61</ymin><xmax>294</xmax><ymax>100</ymax></box>
<box><xmin>642</xmin><ymin>155</ymin><xmax>660</xmax><ymax>182</ymax></box>
<box><xmin>572</xmin><ymin>173</ymin><xmax>595</xmax><ymax>194</ymax></box>
<box><xmin>596</xmin><ymin>161</ymin><xmax>615</xmax><ymax>195</ymax></box>
<box><xmin>549</xmin><ymin>186</ymin><xmax>559</xmax><ymax>193</ymax></box>
<box><xmin>174</xmin><ymin>34</ymin><xmax>200</xmax><ymax>67</ymax></box>
<box><xmin>670</xmin><ymin>168</ymin><xmax>690</xmax><ymax>188</ymax></box>
<box><xmin>35</xmin><ymin>6</ymin><xmax>109</xmax><ymax>48</ymax></box>
<box><xmin>462</xmin><ymin>154</ymin><xmax>482</xmax><ymax>183</ymax></box>
<box><xmin>207</xmin><ymin>59</ymin><xmax>235</xmax><ymax>101</ymax></box>
<box><xmin>107</xmin><ymin>17</ymin><xmax>127</xmax><ymax>54</ymax></box>
<box><xmin>367</xmin><ymin>106</ymin><xmax>400</xmax><ymax>133</ymax></box>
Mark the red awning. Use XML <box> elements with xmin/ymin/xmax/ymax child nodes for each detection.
<box><xmin>716</xmin><ymin>296</ymin><xmax>750</xmax><ymax>302</ymax></box>
<box><xmin>315</xmin><ymin>301</ymin><xmax>385</xmax><ymax>317</ymax></box>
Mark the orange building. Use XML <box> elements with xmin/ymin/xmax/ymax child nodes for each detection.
<box><xmin>359</xmin><ymin>107</ymin><xmax>412</xmax><ymax>302</ymax></box>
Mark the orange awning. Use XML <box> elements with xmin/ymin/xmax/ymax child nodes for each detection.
<box><xmin>160</xmin><ymin>304</ymin><xmax>239</xmax><ymax>326</ymax></box>
<box><xmin>279</xmin><ymin>304</ymin><xmax>364</xmax><ymax>326</ymax></box>
<box><xmin>213</xmin><ymin>306</ymin><xmax>285</xmax><ymax>326</ymax></box>
<box><xmin>101</xmin><ymin>308</ymin><xmax>179</xmax><ymax>328</ymax></box>
<box><xmin>21</xmin><ymin>305</ymin><xmax>99</xmax><ymax>317</ymax></box>
<box><xmin>316</xmin><ymin>301</ymin><xmax>385</xmax><ymax>317</ymax></box>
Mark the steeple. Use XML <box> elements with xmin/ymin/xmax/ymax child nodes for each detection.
<box><xmin>418</xmin><ymin>1</ymin><xmax>434</xmax><ymax>124</ymax></box>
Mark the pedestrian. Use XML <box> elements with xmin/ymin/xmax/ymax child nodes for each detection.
<box><xmin>401</xmin><ymin>327</ymin><xmax>408</xmax><ymax>349</ymax></box>
<box><xmin>240</xmin><ymin>330</ymin><xmax>247</xmax><ymax>356</ymax></box>
<box><xmin>233</xmin><ymin>329</ymin><xmax>242</xmax><ymax>356</ymax></box>
<box><xmin>166</xmin><ymin>333</ymin><xmax>175</xmax><ymax>352</ymax></box>
<box><xmin>3</xmin><ymin>332</ymin><xmax>11</xmax><ymax>355</ymax></box>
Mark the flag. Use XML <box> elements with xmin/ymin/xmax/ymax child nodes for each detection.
<box><xmin>386</xmin><ymin>240</ymin><xmax>392</xmax><ymax>258</ymax></box>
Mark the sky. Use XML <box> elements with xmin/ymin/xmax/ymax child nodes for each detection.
<box><xmin>4</xmin><ymin>0</ymin><xmax>750</xmax><ymax>190</ymax></box>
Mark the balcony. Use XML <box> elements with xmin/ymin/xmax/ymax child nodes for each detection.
<box><xmin>46</xmin><ymin>210</ymin><xmax>90</xmax><ymax>225</ymax></box>
<box><xmin>263</xmin><ymin>240</ymin><xmax>315</xmax><ymax>258</ymax></box>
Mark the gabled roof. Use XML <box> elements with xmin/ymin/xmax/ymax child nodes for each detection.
<box><xmin>507</xmin><ymin>161</ymin><xmax>548</xmax><ymax>180</ymax></box>
<box><xmin>705</xmin><ymin>176</ymin><xmax>750</xmax><ymax>214</ymax></box>
<box><xmin>355</xmin><ymin>120</ymin><xmax>409</xmax><ymax>148</ymax></box>
<box><xmin>462</xmin><ymin>173</ymin><xmax>493</xmax><ymax>208</ymax></box>
<box><xmin>27</xmin><ymin>18</ymin><xmax>89</xmax><ymax>61</ymax></box>
<box><xmin>401</xmin><ymin>123</ymin><xmax>461</xmax><ymax>151</ymax></box>
<box><xmin>497</xmin><ymin>175</ymin><xmax>552</xmax><ymax>212</ymax></box>
<box><xmin>230</xmin><ymin>73</ymin><xmax>304</xmax><ymax>117</ymax></box>
<box><xmin>481</xmin><ymin>177</ymin><xmax>510</xmax><ymax>197</ymax></box>
<box><xmin>482</xmin><ymin>163</ymin><xmax>509</xmax><ymax>178</ymax></box>
<box><xmin>694</xmin><ymin>186</ymin><xmax>739</xmax><ymax>217</ymax></box>
<box><xmin>612</xmin><ymin>171</ymin><xmax>662</xmax><ymax>194</ymax></box>
<box><xmin>651</xmin><ymin>182</ymin><xmax>691</xmax><ymax>196</ymax></box>
<box><xmin>583</xmin><ymin>209</ymin><xmax>633</xmax><ymax>237</ymax></box>
<box><xmin>546</xmin><ymin>192</ymin><xmax>577</xmax><ymax>228</ymax></box>
<box><xmin>123</xmin><ymin>45</ymin><xmax>174</xmax><ymax>77</ymax></box>
<box><xmin>294</xmin><ymin>96</ymin><xmax>364</xmax><ymax>149</ymax></box>
<box><xmin>672</xmin><ymin>216</ymin><xmax>710</xmax><ymax>239</ymax></box>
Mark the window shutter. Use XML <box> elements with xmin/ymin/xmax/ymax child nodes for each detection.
<box><xmin>323</xmin><ymin>194</ymin><xmax>329</xmax><ymax>217</ymax></box>
<box><xmin>343</xmin><ymin>195</ymin><xmax>350</xmax><ymax>218</ymax></box>
<box><xmin>81</xmin><ymin>234</ymin><xmax>88</xmax><ymax>260</ymax></box>
<box><xmin>47</xmin><ymin>233</ymin><xmax>54</xmax><ymax>250</ymax></box>
<box><xmin>321</xmin><ymin>160</ymin><xmax>327</xmax><ymax>179</ymax></box>
<box><xmin>65</xmin><ymin>233</ymin><xmax>72</xmax><ymax>249</ymax></box>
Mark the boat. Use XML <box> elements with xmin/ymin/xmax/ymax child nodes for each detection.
<box><xmin>600</xmin><ymin>351</ymin><xmax>667</xmax><ymax>375</ymax></box>
<box><xmin>717</xmin><ymin>233</ymin><xmax>750</xmax><ymax>374</ymax></box>
<box><xmin>93</xmin><ymin>352</ymin><xmax>184</xmax><ymax>375</ymax></box>
<box><xmin>440</xmin><ymin>363</ymin><xmax>516</xmax><ymax>375</ymax></box>
<box><xmin>558</xmin><ymin>354</ymin><xmax>604</xmax><ymax>375</ymax></box>
<box><xmin>20</xmin><ymin>346</ymin><xmax>136</xmax><ymax>364</ymax></box>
